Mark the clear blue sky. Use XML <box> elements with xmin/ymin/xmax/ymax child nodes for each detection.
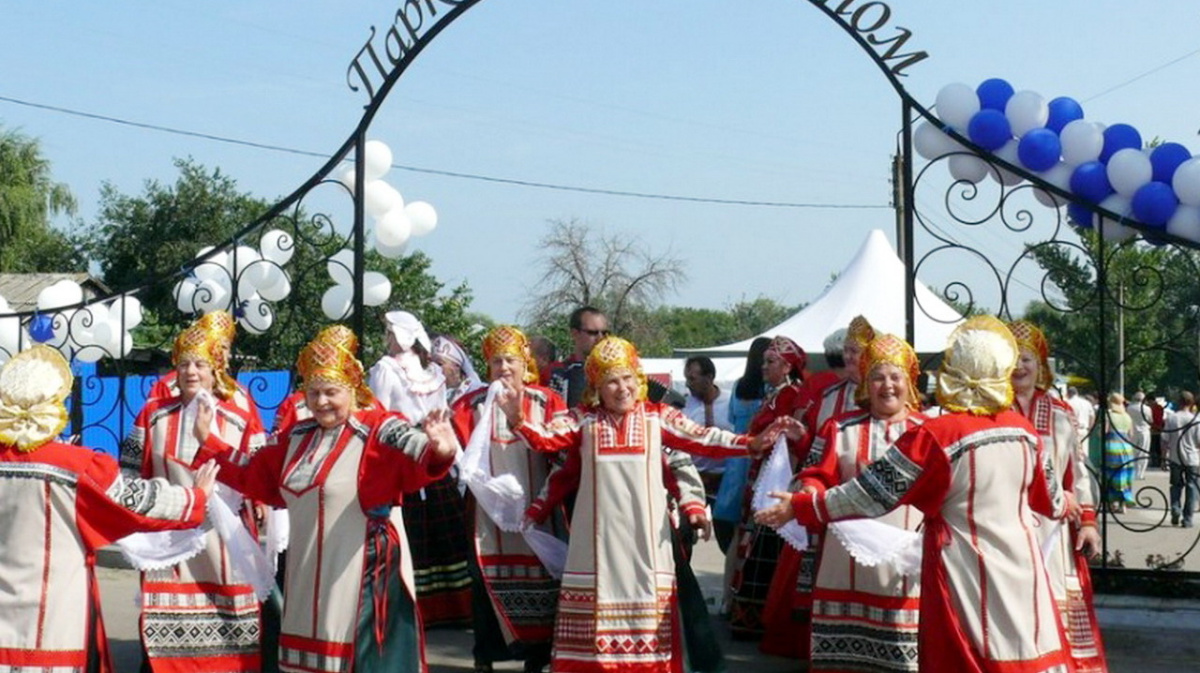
<box><xmin>2</xmin><ymin>1</ymin><xmax>1198</xmax><ymax>325</ymax></box>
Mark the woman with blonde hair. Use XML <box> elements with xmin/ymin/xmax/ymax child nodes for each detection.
<box><xmin>1105</xmin><ymin>392</ymin><xmax>1136</xmax><ymax>514</ymax></box>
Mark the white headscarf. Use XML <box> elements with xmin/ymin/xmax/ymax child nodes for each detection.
<box><xmin>432</xmin><ymin>335</ymin><xmax>483</xmax><ymax>403</ymax></box>
<box><xmin>384</xmin><ymin>310</ymin><xmax>432</xmax><ymax>352</ymax></box>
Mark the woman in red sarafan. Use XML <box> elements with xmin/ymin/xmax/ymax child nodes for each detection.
<box><xmin>759</xmin><ymin>316</ymin><xmax>1078</xmax><ymax>673</ymax></box>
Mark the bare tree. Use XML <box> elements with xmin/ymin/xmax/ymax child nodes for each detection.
<box><xmin>521</xmin><ymin>218</ymin><xmax>686</xmax><ymax>336</ymax></box>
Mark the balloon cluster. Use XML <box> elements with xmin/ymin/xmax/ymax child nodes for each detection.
<box><xmin>320</xmin><ymin>249</ymin><xmax>392</xmax><ymax>321</ymax></box>
<box><xmin>917</xmin><ymin>78</ymin><xmax>1200</xmax><ymax>244</ymax></box>
<box><xmin>0</xmin><ymin>280</ymin><xmax>143</xmax><ymax>363</ymax></box>
<box><xmin>172</xmin><ymin>229</ymin><xmax>295</xmax><ymax>334</ymax></box>
<box><xmin>323</xmin><ymin>139</ymin><xmax>439</xmax><ymax>321</ymax></box>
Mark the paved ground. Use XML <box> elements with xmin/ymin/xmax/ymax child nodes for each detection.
<box><xmin>98</xmin><ymin>467</ymin><xmax>1200</xmax><ymax>671</ymax></box>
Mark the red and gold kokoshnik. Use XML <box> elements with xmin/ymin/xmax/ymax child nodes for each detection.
<box><xmin>481</xmin><ymin>325</ymin><xmax>539</xmax><ymax>384</ymax></box>
<box><xmin>846</xmin><ymin>314</ymin><xmax>877</xmax><ymax>348</ymax></box>
<box><xmin>583</xmin><ymin>336</ymin><xmax>648</xmax><ymax>408</ymax></box>
<box><xmin>296</xmin><ymin>324</ymin><xmax>375</xmax><ymax>409</ymax></box>
<box><xmin>854</xmin><ymin>333</ymin><xmax>921</xmax><ymax>410</ymax></box>
<box><xmin>171</xmin><ymin>310</ymin><xmax>238</xmax><ymax>400</ymax></box>
<box><xmin>1006</xmin><ymin>320</ymin><xmax>1054</xmax><ymax>391</ymax></box>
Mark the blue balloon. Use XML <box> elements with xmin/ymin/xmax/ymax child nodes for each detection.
<box><xmin>1069</xmin><ymin>161</ymin><xmax>1113</xmax><ymax>204</ymax></box>
<box><xmin>977</xmin><ymin>78</ymin><xmax>1014</xmax><ymax>112</ymax></box>
<box><xmin>1150</xmin><ymin>142</ymin><xmax>1191</xmax><ymax>183</ymax></box>
<box><xmin>1100</xmin><ymin>123</ymin><xmax>1142</xmax><ymax>163</ymax></box>
<box><xmin>967</xmin><ymin>109</ymin><xmax>1012</xmax><ymax>151</ymax></box>
<box><xmin>1131</xmin><ymin>181</ymin><xmax>1178</xmax><ymax>228</ymax></box>
<box><xmin>1067</xmin><ymin>202</ymin><xmax>1094</xmax><ymax>229</ymax></box>
<box><xmin>1045</xmin><ymin>97</ymin><xmax>1084</xmax><ymax>134</ymax></box>
<box><xmin>29</xmin><ymin>314</ymin><xmax>55</xmax><ymax>343</ymax></box>
<box><xmin>1017</xmin><ymin>128</ymin><xmax>1062</xmax><ymax>172</ymax></box>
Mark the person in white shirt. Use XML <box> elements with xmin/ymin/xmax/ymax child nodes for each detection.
<box><xmin>1127</xmin><ymin>391</ymin><xmax>1154</xmax><ymax>480</ymax></box>
<box><xmin>1164</xmin><ymin>391</ymin><xmax>1199</xmax><ymax>528</ymax></box>
<box><xmin>683</xmin><ymin>355</ymin><xmax>734</xmax><ymax>549</ymax></box>
<box><xmin>1066</xmin><ymin>386</ymin><xmax>1096</xmax><ymax>454</ymax></box>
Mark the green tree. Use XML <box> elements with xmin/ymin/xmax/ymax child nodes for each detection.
<box><xmin>1022</xmin><ymin>231</ymin><xmax>1200</xmax><ymax>396</ymax></box>
<box><xmin>81</xmin><ymin>158</ymin><xmax>475</xmax><ymax>369</ymax></box>
<box><xmin>0</xmin><ymin>126</ymin><xmax>83</xmax><ymax>272</ymax></box>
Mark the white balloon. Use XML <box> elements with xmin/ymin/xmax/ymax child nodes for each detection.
<box><xmin>375</xmin><ymin>236</ymin><xmax>408</xmax><ymax>260</ymax></box>
<box><xmin>376</xmin><ymin>209</ymin><xmax>413</xmax><ymax>248</ymax></box>
<box><xmin>934</xmin><ymin>83</ymin><xmax>979</xmax><ymax>131</ymax></box>
<box><xmin>1171</xmin><ymin>157</ymin><xmax>1200</xmax><ymax>207</ymax></box>
<box><xmin>337</xmin><ymin>166</ymin><xmax>357</xmax><ymax>193</ymax></box>
<box><xmin>47</xmin><ymin>311</ymin><xmax>73</xmax><ymax>350</ymax></box>
<box><xmin>406</xmin><ymin>201</ymin><xmax>438</xmax><ymax>236</ymax></box>
<box><xmin>989</xmin><ymin>139</ymin><xmax>1024</xmax><ymax>186</ymax></box>
<box><xmin>193</xmin><ymin>250</ymin><xmax>231</xmax><ymax>282</ymax></box>
<box><xmin>238</xmin><ymin>296</ymin><xmax>274</xmax><ymax>335</ymax></box>
<box><xmin>913</xmin><ymin>121</ymin><xmax>957</xmax><ymax>161</ymax></box>
<box><xmin>257</xmin><ymin>266</ymin><xmax>292</xmax><ymax>302</ymax></box>
<box><xmin>74</xmin><ymin>344</ymin><xmax>105</xmax><ymax>363</ymax></box>
<box><xmin>321</xmin><ymin>284</ymin><xmax>353</xmax><ymax>321</ymax></box>
<box><xmin>1107</xmin><ymin>148</ymin><xmax>1152</xmax><ymax>197</ymax></box>
<box><xmin>70</xmin><ymin>303</ymin><xmax>109</xmax><ymax>348</ymax></box>
<box><xmin>194</xmin><ymin>276</ymin><xmax>232</xmax><ymax>313</ymax></box>
<box><xmin>38</xmin><ymin>280</ymin><xmax>83</xmax><ymax>311</ymax></box>
<box><xmin>948</xmin><ymin>154</ymin><xmax>989</xmax><ymax>183</ymax></box>
<box><xmin>1060</xmin><ymin>120</ymin><xmax>1103</xmax><ymax>166</ymax></box>
<box><xmin>111</xmin><ymin>295</ymin><xmax>143</xmax><ymax>331</ymax></box>
<box><xmin>237</xmin><ymin>260</ymin><xmax>275</xmax><ymax>298</ymax></box>
<box><xmin>0</xmin><ymin>315</ymin><xmax>25</xmax><ymax>360</ymax></box>
<box><xmin>1034</xmin><ymin>162</ymin><xmax>1073</xmax><ymax>208</ymax></box>
<box><xmin>363</xmin><ymin>140</ymin><xmax>393</xmax><ymax>181</ymax></box>
<box><xmin>175</xmin><ymin>279</ymin><xmax>199</xmax><ymax>314</ymax></box>
<box><xmin>259</xmin><ymin>229</ymin><xmax>295</xmax><ymax>266</ymax></box>
<box><xmin>363</xmin><ymin>272</ymin><xmax>392</xmax><ymax>307</ymax></box>
<box><xmin>327</xmin><ymin>249</ymin><xmax>356</xmax><ymax>286</ymax></box>
<box><xmin>93</xmin><ymin>319</ymin><xmax>120</xmax><ymax>357</ymax></box>
<box><xmin>1095</xmin><ymin>194</ymin><xmax>1137</xmax><ymax>242</ymax></box>
<box><xmin>1167</xmin><ymin>204</ymin><xmax>1200</xmax><ymax>243</ymax></box>
<box><xmin>364</xmin><ymin>180</ymin><xmax>404</xmax><ymax>218</ymax></box>
<box><xmin>1004</xmin><ymin>90</ymin><xmax>1049</xmax><ymax>137</ymax></box>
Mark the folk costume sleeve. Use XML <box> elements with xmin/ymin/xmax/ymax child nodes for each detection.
<box><xmin>1058</xmin><ymin>404</ymin><xmax>1098</xmax><ymax>526</ymax></box>
<box><xmin>657</xmin><ymin>401</ymin><xmax>751</xmax><ymax>458</ymax></box>
<box><xmin>369</xmin><ymin>410</ymin><xmax>456</xmax><ymax>496</ymax></box>
<box><xmin>77</xmin><ymin>448</ymin><xmax>208</xmax><ymax>548</ymax></box>
<box><xmin>664</xmin><ymin>448</ymin><xmax>707</xmax><ymax>519</ymax></box>
<box><xmin>1028</xmin><ymin>435</ymin><xmax>1068</xmax><ymax>521</ymax></box>
<box><xmin>514</xmin><ymin>408</ymin><xmax>582</xmax><ymax>454</ymax></box>
<box><xmin>791</xmin><ymin>424</ymin><xmax>952</xmax><ymax>527</ymax></box>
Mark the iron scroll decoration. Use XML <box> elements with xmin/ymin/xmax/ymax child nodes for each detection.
<box><xmin>1</xmin><ymin>0</ymin><xmax>1198</xmax><ymax>580</ymax></box>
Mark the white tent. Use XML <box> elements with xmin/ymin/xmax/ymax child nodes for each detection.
<box><xmin>643</xmin><ymin>229</ymin><xmax>963</xmax><ymax>389</ymax></box>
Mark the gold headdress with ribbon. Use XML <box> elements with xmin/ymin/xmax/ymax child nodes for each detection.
<box><xmin>172</xmin><ymin>310</ymin><xmax>238</xmax><ymax>400</ymax></box>
<box><xmin>0</xmin><ymin>345</ymin><xmax>73</xmax><ymax>452</ymax></box>
<box><xmin>481</xmin><ymin>325</ymin><xmax>539</xmax><ymax>384</ymax></box>
<box><xmin>854</xmin><ymin>333</ymin><xmax>922</xmax><ymax>410</ymax></box>
<box><xmin>935</xmin><ymin>315</ymin><xmax>1018</xmax><ymax>415</ymax></box>
<box><xmin>846</xmin><ymin>315</ymin><xmax>877</xmax><ymax>349</ymax></box>
<box><xmin>1006</xmin><ymin>320</ymin><xmax>1054</xmax><ymax>391</ymax></box>
<box><xmin>296</xmin><ymin>325</ymin><xmax>375</xmax><ymax>409</ymax></box>
<box><xmin>583</xmin><ymin>336</ymin><xmax>648</xmax><ymax>408</ymax></box>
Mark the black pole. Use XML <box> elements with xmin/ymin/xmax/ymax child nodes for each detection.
<box><xmin>900</xmin><ymin>99</ymin><xmax>916</xmax><ymax>346</ymax></box>
<box><xmin>352</xmin><ymin>130</ymin><xmax>367</xmax><ymax>357</ymax></box>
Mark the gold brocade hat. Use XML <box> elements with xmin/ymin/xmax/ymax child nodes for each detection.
<box><xmin>1006</xmin><ymin>320</ymin><xmax>1054</xmax><ymax>391</ymax></box>
<box><xmin>935</xmin><ymin>315</ymin><xmax>1018</xmax><ymax>415</ymax></box>
<box><xmin>854</xmin><ymin>333</ymin><xmax>921</xmax><ymax>410</ymax></box>
<box><xmin>582</xmin><ymin>336</ymin><xmax>648</xmax><ymax>408</ymax></box>
<box><xmin>0</xmin><ymin>345</ymin><xmax>73</xmax><ymax>452</ymax></box>
<box><xmin>172</xmin><ymin>310</ymin><xmax>238</xmax><ymax>400</ymax></box>
<box><xmin>481</xmin><ymin>325</ymin><xmax>539</xmax><ymax>384</ymax></box>
<box><xmin>846</xmin><ymin>315</ymin><xmax>877</xmax><ymax>349</ymax></box>
<box><xmin>296</xmin><ymin>325</ymin><xmax>375</xmax><ymax>409</ymax></box>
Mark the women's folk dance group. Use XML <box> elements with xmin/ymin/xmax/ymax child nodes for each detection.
<box><xmin>0</xmin><ymin>305</ymin><xmax>1108</xmax><ymax>673</ymax></box>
